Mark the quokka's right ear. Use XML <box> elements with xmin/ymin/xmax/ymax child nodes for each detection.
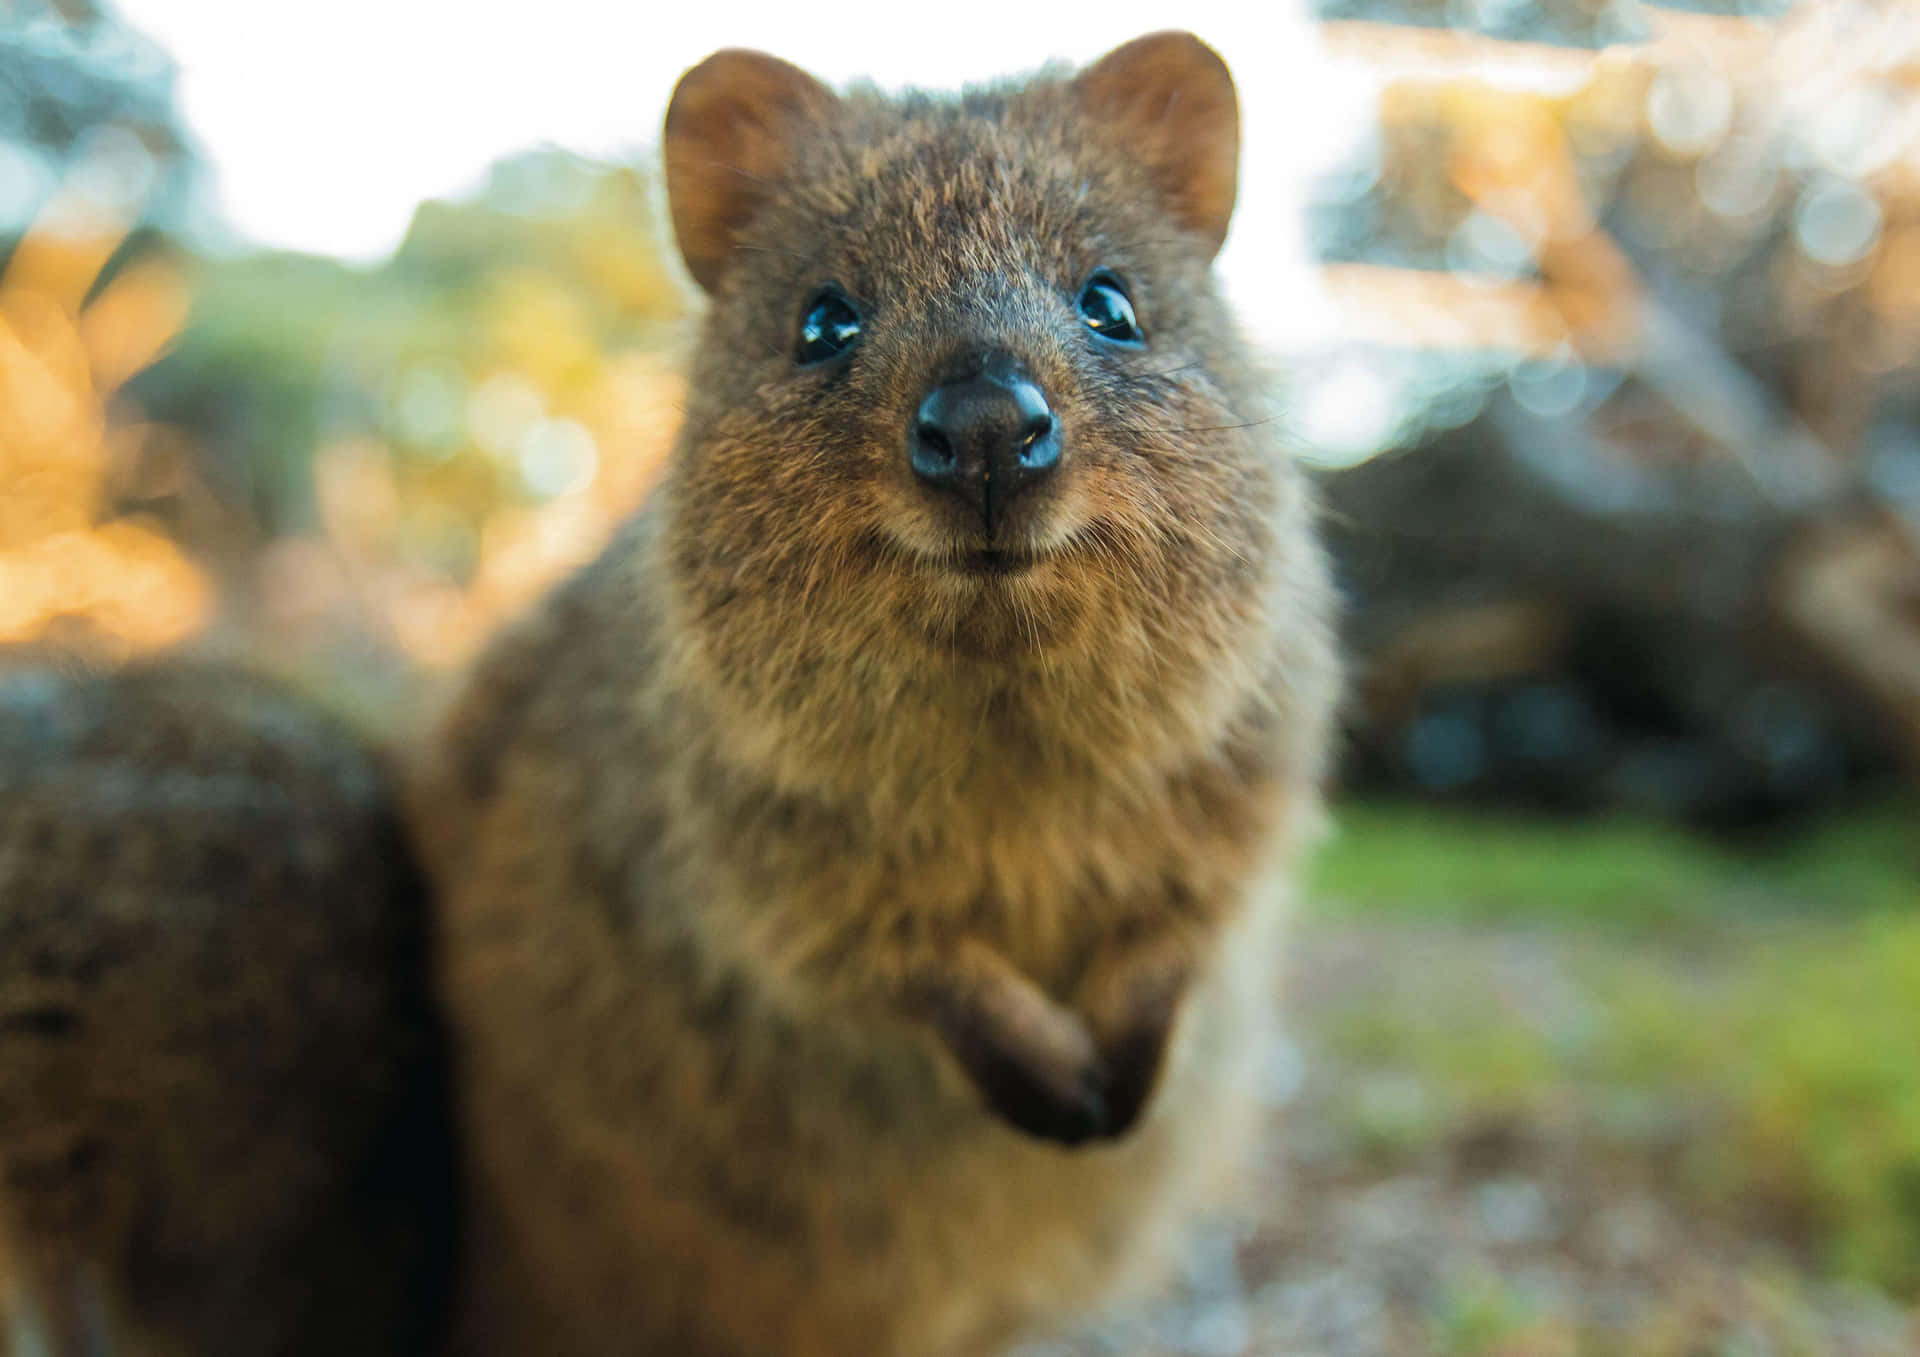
<box><xmin>663</xmin><ymin>50</ymin><xmax>837</xmax><ymax>294</ymax></box>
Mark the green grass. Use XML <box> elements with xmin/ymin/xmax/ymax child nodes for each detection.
<box><xmin>1309</xmin><ymin>799</ymin><xmax>1919</xmax><ymax>926</ymax></box>
<box><xmin>1306</xmin><ymin>798</ymin><xmax>1920</xmax><ymax>1299</ymax></box>
<box><xmin>1688</xmin><ymin>917</ymin><xmax>1920</xmax><ymax>1293</ymax></box>
<box><xmin>1428</xmin><ymin>1270</ymin><xmax>1558</xmax><ymax>1357</ymax></box>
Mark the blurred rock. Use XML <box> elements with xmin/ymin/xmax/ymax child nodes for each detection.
<box><xmin>1302</xmin><ymin>1</ymin><xmax>1920</xmax><ymax>823</ymax></box>
<box><xmin>1321</xmin><ymin>396</ymin><xmax>1916</xmax><ymax>825</ymax></box>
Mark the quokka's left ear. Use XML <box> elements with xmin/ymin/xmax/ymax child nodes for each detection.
<box><xmin>1072</xmin><ymin>31</ymin><xmax>1240</xmax><ymax>260</ymax></box>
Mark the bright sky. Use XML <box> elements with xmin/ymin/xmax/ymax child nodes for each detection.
<box><xmin>110</xmin><ymin>0</ymin><xmax>1380</xmax><ymax>352</ymax></box>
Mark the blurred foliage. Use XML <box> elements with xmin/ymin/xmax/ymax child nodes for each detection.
<box><xmin>4</xmin><ymin>3</ymin><xmax>688</xmax><ymax>721</ymax></box>
<box><xmin>0</xmin><ymin>0</ymin><xmax>204</xmax><ymax>250</ymax></box>
<box><xmin>3</xmin><ymin>44</ymin><xmax>688</xmax><ymax>715</ymax></box>
<box><xmin>1301</xmin><ymin>0</ymin><xmax>1920</xmax><ymax>471</ymax></box>
<box><xmin>0</xmin><ymin>163</ymin><xmax>209</xmax><ymax>657</ymax></box>
<box><xmin>1305</xmin><ymin>0</ymin><xmax>1920</xmax><ymax>822</ymax></box>
<box><xmin>0</xmin><ymin>0</ymin><xmax>214</xmax><ymax>661</ymax></box>
<box><xmin>137</xmin><ymin>149</ymin><xmax>688</xmax><ymax>714</ymax></box>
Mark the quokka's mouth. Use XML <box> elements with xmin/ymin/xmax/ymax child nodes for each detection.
<box><xmin>956</xmin><ymin>548</ymin><xmax>1043</xmax><ymax>577</ymax></box>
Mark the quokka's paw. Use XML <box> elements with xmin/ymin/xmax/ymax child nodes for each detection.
<box><xmin>966</xmin><ymin>1026</ymin><xmax>1113</xmax><ymax>1147</ymax></box>
<box><xmin>1076</xmin><ymin>941</ymin><xmax>1196</xmax><ymax>1140</ymax></box>
<box><xmin>912</xmin><ymin>945</ymin><xmax>1119</xmax><ymax>1147</ymax></box>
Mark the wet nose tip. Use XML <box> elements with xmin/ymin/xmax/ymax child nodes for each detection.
<box><xmin>910</xmin><ymin>372</ymin><xmax>1061</xmax><ymax>532</ymax></box>
<box><xmin>1014</xmin><ymin>406</ymin><xmax>1059</xmax><ymax>472</ymax></box>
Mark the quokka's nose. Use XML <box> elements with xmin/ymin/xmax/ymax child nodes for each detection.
<box><xmin>910</xmin><ymin>362</ymin><xmax>1060</xmax><ymax>537</ymax></box>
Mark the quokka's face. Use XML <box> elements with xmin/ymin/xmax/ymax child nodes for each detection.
<box><xmin>662</xmin><ymin>34</ymin><xmax>1285</xmax><ymax>657</ymax></box>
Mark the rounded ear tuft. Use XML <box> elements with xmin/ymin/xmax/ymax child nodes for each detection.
<box><xmin>1073</xmin><ymin>32</ymin><xmax>1240</xmax><ymax>260</ymax></box>
<box><xmin>663</xmin><ymin>50</ymin><xmax>836</xmax><ymax>293</ymax></box>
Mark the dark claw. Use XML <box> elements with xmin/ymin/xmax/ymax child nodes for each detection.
<box><xmin>968</xmin><ymin>1045</ymin><xmax>1112</xmax><ymax>1147</ymax></box>
<box><xmin>1081</xmin><ymin>954</ymin><xmax>1190</xmax><ymax>1142</ymax></box>
<box><xmin>1094</xmin><ymin>1021</ymin><xmax>1170</xmax><ymax>1139</ymax></box>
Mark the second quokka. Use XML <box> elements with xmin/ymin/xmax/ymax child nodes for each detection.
<box><xmin>419</xmin><ymin>30</ymin><xmax>1340</xmax><ymax>1357</ymax></box>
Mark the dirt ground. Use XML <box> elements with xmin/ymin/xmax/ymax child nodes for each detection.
<box><xmin>1020</xmin><ymin>924</ymin><xmax>1920</xmax><ymax>1357</ymax></box>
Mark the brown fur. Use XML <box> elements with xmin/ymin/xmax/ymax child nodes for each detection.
<box><xmin>0</xmin><ymin>663</ymin><xmax>455</xmax><ymax>1357</ymax></box>
<box><xmin>421</xmin><ymin>31</ymin><xmax>1339</xmax><ymax>1357</ymax></box>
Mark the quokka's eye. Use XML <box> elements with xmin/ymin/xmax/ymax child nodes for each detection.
<box><xmin>796</xmin><ymin>286</ymin><xmax>862</xmax><ymax>365</ymax></box>
<box><xmin>1077</xmin><ymin>271</ymin><xmax>1143</xmax><ymax>346</ymax></box>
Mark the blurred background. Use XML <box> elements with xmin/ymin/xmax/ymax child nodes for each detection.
<box><xmin>1</xmin><ymin>0</ymin><xmax>1916</xmax><ymax>1352</ymax></box>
